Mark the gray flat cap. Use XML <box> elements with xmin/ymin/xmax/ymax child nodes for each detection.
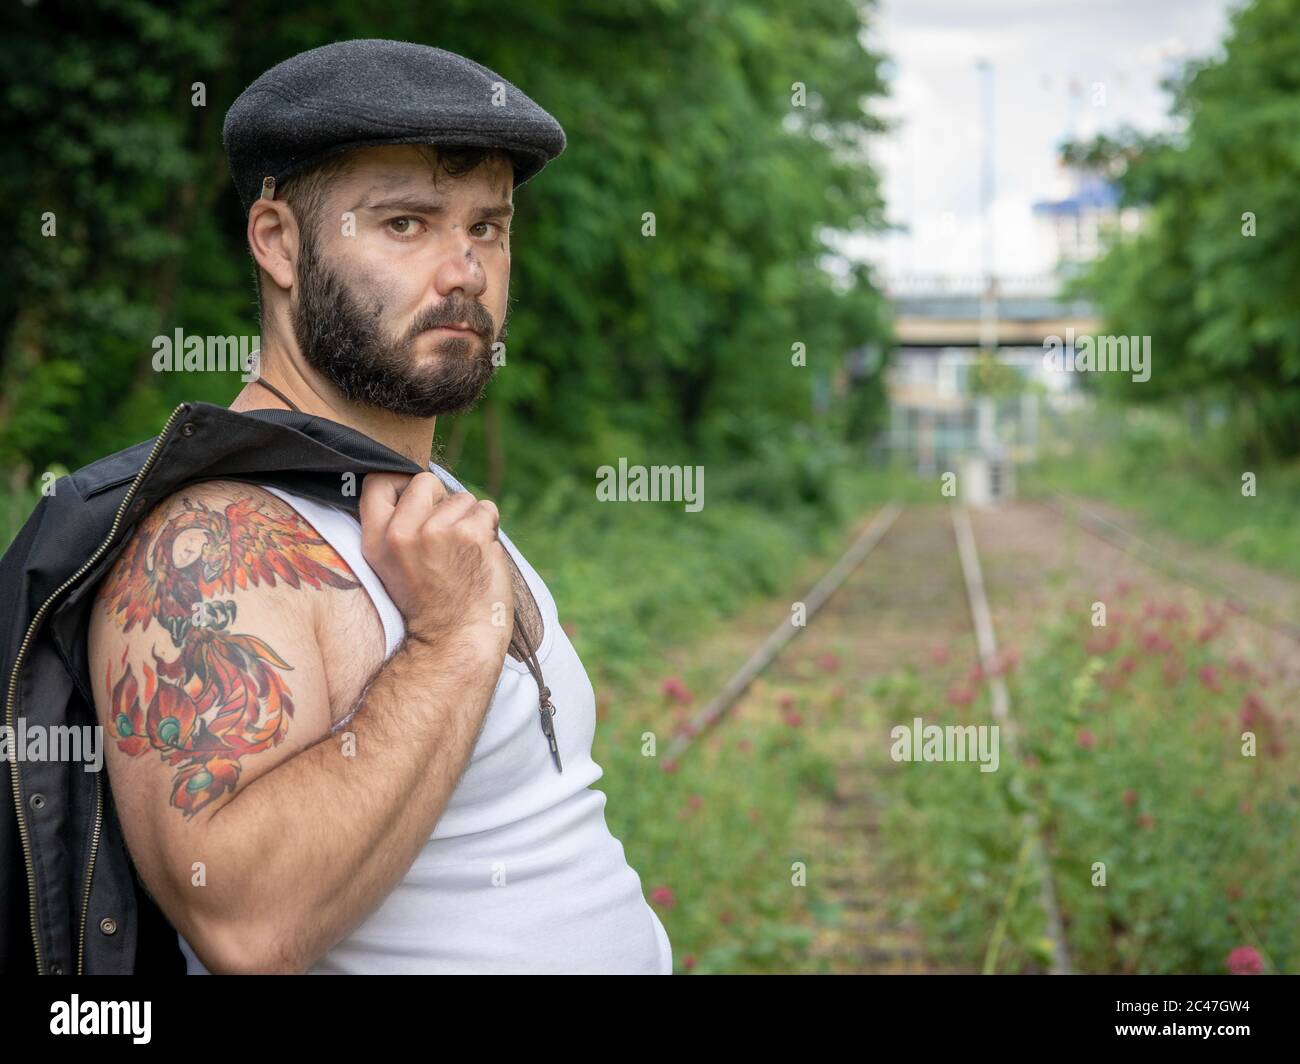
<box><xmin>223</xmin><ymin>39</ymin><xmax>566</xmax><ymax>213</ymax></box>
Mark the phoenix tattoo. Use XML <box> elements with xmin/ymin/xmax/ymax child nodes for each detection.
<box><xmin>99</xmin><ymin>490</ymin><xmax>359</xmax><ymax>817</ymax></box>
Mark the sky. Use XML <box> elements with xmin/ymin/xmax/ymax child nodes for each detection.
<box><xmin>853</xmin><ymin>0</ymin><xmax>1240</xmax><ymax>281</ymax></box>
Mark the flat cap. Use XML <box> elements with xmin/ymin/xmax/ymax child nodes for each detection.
<box><xmin>223</xmin><ymin>39</ymin><xmax>566</xmax><ymax>213</ymax></box>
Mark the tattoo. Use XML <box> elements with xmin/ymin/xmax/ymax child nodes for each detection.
<box><xmin>100</xmin><ymin>488</ymin><xmax>359</xmax><ymax>817</ymax></box>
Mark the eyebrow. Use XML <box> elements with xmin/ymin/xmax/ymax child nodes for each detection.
<box><xmin>358</xmin><ymin>197</ymin><xmax>514</xmax><ymax>221</ymax></box>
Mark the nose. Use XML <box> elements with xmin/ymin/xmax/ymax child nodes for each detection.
<box><xmin>430</xmin><ymin>228</ymin><xmax>488</xmax><ymax>302</ymax></box>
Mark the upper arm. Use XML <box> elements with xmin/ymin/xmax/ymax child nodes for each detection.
<box><xmin>86</xmin><ymin>480</ymin><xmax>354</xmax><ymax>934</ymax></box>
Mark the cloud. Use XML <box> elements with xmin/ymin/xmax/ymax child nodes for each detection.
<box><xmin>860</xmin><ymin>0</ymin><xmax>1234</xmax><ymax>276</ymax></box>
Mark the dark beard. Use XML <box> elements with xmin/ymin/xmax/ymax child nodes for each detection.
<box><xmin>290</xmin><ymin>230</ymin><xmax>502</xmax><ymax>418</ymax></box>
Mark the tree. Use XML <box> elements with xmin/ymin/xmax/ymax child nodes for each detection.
<box><xmin>1063</xmin><ymin>0</ymin><xmax>1300</xmax><ymax>461</ymax></box>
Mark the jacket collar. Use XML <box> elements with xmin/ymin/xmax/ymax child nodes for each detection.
<box><xmin>124</xmin><ymin>401</ymin><xmax>430</xmax><ymax>519</ymax></box>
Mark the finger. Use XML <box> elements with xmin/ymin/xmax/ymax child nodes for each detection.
<box><xmin>359</xmin><ymin>473</ymin><xmax>408</xmax><ymax>551</ymax></box>
<box><xmin>422</xmin><ymin>489</ymin><xmax>478</xmax><ymax>533</ymax></box>
<box><xmin>458</xmin><ymin>500</ymin><xmax>501</xmax><ymax>541</ymax></box>
<box><xmin>472</xmin><ymin>499</ymin><xmax>501</xmax><ymax>536</ymax></box>
<box><xmin>388</xmin><ymin>472</ymin><xmax>449</xmax><ymax>540</ymax></box>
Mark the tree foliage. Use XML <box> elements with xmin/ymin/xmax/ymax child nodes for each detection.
<box><xmin>1063</xmin><ymin>0</ymin><xmax>1300</xmax><ymax>462</ymax></box>
<box><xmin>1</xmin><ymin>0</ymin><xmax>891</xmax><ymax>497</ymax></box>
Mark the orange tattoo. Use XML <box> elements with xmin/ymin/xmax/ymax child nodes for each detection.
<box><xmin>100</xmin><ymin>490</ymin><xmax>358</xmax><ymax>816</ymax></box>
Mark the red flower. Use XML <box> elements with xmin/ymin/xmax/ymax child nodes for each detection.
<box><xmin>1140</xmin><ymin>630</ymin><xmax>1173</xmax><ymax>655</ymax></box>
<box><xmin>1114</xmin><ymin>580</ymin><xmax>1133</xmax><ymax>599</ymax></box>
<box><xmin>930</xmin><ymin>645</ymin><xmax>950</xmax><ymax>665</ymax></box>
<box><xmin>829</xmin><ymin>684</ymin><xmax>846</xmax><ymax>701</ymax></box>
<box><xmin>660</xmin><ymin>675</ymin><xmax>694</xmax><ymax>704</ymax></box>
<box><xmin>967</xmin><ymin>663</ymin><xmax>985</xmax><ymax>685</ymax></box>
<box><xmin>688</xmin><ymin>793</ymin><xmax>703</xmax><ymax>810</ymax></box>
<box><xmin>1076</xmin><ymin>728</ymin><xmax>1097</xmax><ymax>750</ymax></box>
<box><xmin>1136</xmin><ymin>812</ymin><xmax>1155</xmax><ymax>829</ymax></box>
<box><xmin>817</xmin><ymin>652</ymin><xmax>840</xmax><ymax>673</ymax></box>
<box><xmin>661</xmin><ymin>758</ymin><xmax>679</xmax><ymax>774</ymax></box>
<box><xmin>682</xmin><ymin>954</ymin><xmax>696</xmax><ymax>972</ymax></box>
<box><xmin>784</xmin><ymin>710</ymin><xmax>804</xmax><ymax>728</ymax></box>
<box><xmin>777</xmin><ymin>692</ymin><xmax>795</xmax><ymax>709</ymax></box>
<box><xmin>737</xmin><ymin>738</ymin><xmax>753</xmax><ymax>753</ymax></box>
<box><xmin>1197</xmin><ymin>664</ymin><xmax>1221</xmax><ymax>693</ymax></box>
<box><xmin>1239</xmin><ymin>693</ymin><xmax>1269</xmax><ymax>730</ymax></box>
<box><xmin>947</xmin><ymin>685</ymin><xmax>975</xmax><ymax>708</ymax></box>
<box><xmin>1122</xmin><ymin>789</ymin><xmax>1138</xmax><ymax>807</ymax></box>
<box><xmin>1118</xmin><ymin>655</ymin><xmax>1137</xmax><ymax>675</ymax></box>
<box><xmin>1226</xmin><ymin>945</ymin><xmax>1263</xmax><ymax>975</ymax></box>
<box><xmin>649</xmin><ymin>886</ymin><xmax>676</xmax><ymax>909</ymax></box>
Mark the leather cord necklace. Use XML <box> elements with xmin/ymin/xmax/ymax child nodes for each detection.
<box><xmin>251</xmin><ymin>376</ymin><xmax>563</xmax><ymax>772</ymax></box>
<box><xmin>511</xmin><ymin>616</ymin><xmax>562</xmax><ymax>773</ymax></box>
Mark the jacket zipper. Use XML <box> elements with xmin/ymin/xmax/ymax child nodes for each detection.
<box><xmin>76</xmin><ymin>769</ymin><xmax>103</xmax><ymax>975</ymax></box>
<box><xmin>6</xmin><ymin>401</ymin><xmax>188</xmax><ymax>975</ymax></box>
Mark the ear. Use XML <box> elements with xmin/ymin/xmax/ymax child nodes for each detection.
<box><xmin>247</xmin><ymin>199</ymin><xmax>299</xmax><ymax>294</ymax></box>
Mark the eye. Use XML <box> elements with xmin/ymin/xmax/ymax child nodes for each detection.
<box><xmin>386</xmin><ymin>216</ymin><xmax>425</xmax><ymax>238</ymax></box>
<box><xmin>470</xmin><ymin>221</ymin><xmax>507</xmax><ymax>241</ymax></box>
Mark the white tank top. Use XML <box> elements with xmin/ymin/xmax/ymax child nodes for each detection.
<box><xmin>176</xmin><ymin>462</ymin><xmax>672</xmax><ymax>974</ymax></box>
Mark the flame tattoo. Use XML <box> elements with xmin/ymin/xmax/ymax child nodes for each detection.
<box><xmin>100</xmin><ymin>489</ymin><xmax>359</xmax><ymax>817</ymax></box>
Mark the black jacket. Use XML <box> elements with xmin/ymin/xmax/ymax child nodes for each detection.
<box><xmin>0</xmin><ymin>401</ymin><xmax>433</xmax><ymax>974</ymax></box>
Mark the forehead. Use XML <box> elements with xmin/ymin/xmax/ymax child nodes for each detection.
<box><xmin>332</xmin><ymin>144</ymin><xmax>515</xmax><ymax>201</ymax></box>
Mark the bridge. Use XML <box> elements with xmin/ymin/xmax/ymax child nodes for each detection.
<box><xmin>883</xmin><ymin>274</ymin><xmax>1100</xmax><ymax>348</ymax></box>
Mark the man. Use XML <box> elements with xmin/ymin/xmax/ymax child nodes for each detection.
<box><xmin>83</xmin><ymin>39</ymin><xmax>673</xmax><ymax>974</ymax></box>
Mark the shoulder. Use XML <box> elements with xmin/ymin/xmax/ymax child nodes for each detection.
<box><xmin>94</xmin><ymin>479</ymin><xmax>363</xmax><ymax>635</ymax></box>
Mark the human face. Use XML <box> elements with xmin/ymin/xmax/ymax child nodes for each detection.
<box><xmin>290</xmin><ymin>145</ymin><xmax>515</xmax><ymax>418</ymax></box>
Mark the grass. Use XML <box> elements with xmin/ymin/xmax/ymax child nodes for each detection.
<box><xmin>1023</xmin><ymin>405</ymin><xmax>1300</xmax><ymax>581</ymax></box>
<box><xmin>872</xmin><ymin>592</ymin><xmax>1299</xmax><ymax>974</ymax></box>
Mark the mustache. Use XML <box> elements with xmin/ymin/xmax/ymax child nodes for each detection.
<box><xmin>405</xmin><ymin>301</ymin><xmax>495</xmax><ymax>340</ymax></box>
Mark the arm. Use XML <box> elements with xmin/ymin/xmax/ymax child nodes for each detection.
<box><xmin>88</xmin><ymin>473</ymin><xmax>513</xmax><ymax>973</ymax></box>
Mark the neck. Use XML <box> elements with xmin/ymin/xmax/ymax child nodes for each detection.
<box><xmin>229</xmin><ymin>339</ymin><xmax>436</xmax><ymax>468</ymax></box>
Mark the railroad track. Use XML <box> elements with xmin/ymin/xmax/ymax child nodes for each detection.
<box><xmin>659</xmin><ymin>487</ymin><xmax>1290</xmax><ymax>973</ymax></box>
<box><xmin>660</xmin><ymin>499</ymin><xmax>1064</xmax><ymax>973</ymax></box>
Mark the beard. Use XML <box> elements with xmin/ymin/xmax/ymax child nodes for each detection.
<box><xmin>290</xmin><ymin>229</ymin><xmax>505</xmax><ymax>419</ymax></box>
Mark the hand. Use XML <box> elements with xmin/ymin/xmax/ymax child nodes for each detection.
<box><xmin>359</xmin><ymin>472</ymin><xmax>515</xmax><ymax>658</ymax></box>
